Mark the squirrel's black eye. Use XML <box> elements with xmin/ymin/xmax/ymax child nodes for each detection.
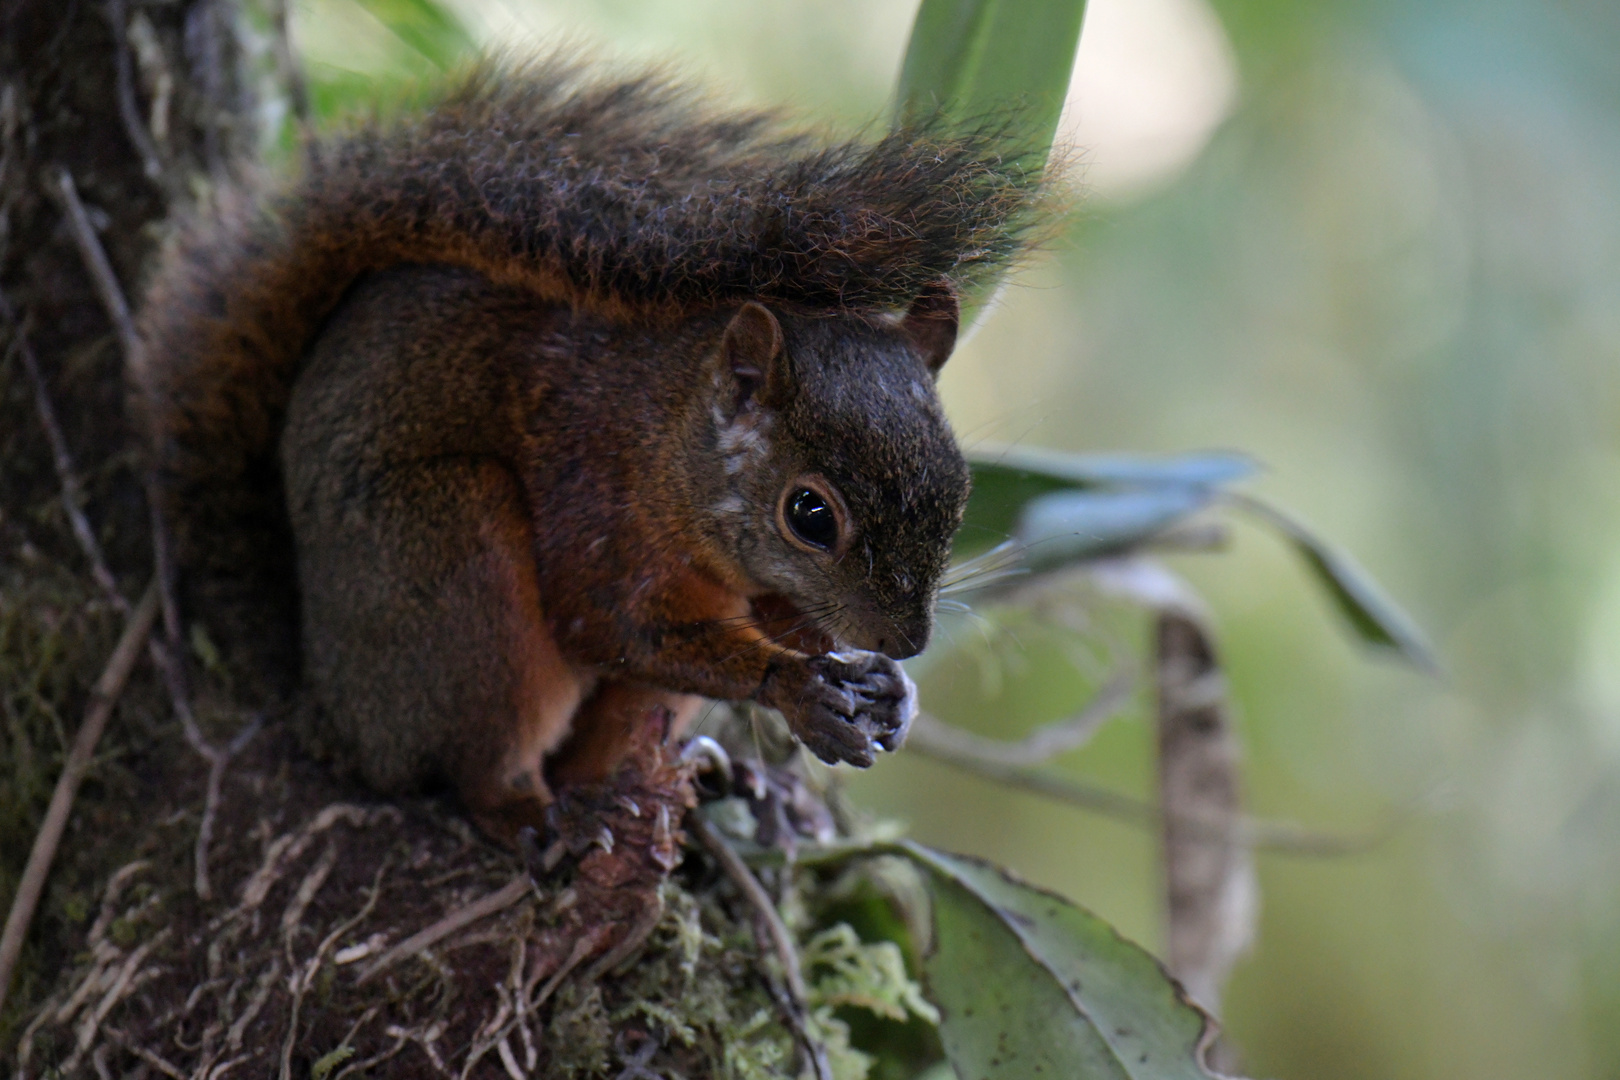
<box><xmin>786</xmin><ymin>488</ymin><xmax>839</xmax><ymax>550</ymax></box>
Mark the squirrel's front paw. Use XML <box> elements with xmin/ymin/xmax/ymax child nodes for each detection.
<box><xmin>771</xmin><ymin>650</ymin><xmax>918</xmax><ymax>768</ymax></box>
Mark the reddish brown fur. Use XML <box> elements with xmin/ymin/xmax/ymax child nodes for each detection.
<box><xmin>134</xmin><ymin>57</ymin><xmax>1050</xmax><ymax>837</ymax></box>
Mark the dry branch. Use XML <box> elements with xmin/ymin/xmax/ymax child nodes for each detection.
<box><xmin>907</xmin><ymin>703</ymin><xmax>1367</xmax><ymax>855</ymax></box>
<box><xmin>49</xmin><ymin>167</ymin><xmax>139</xmax><ymax>362</ymax></box>
<box><xmin>0</xmin><ymin>583</ymin><xmax>159</xmax><ymax>1017</ymax></box>
<box><xmin>1</xmin><ymin>292</ymin><xmax>127</xmax><ymax>611</ymax></box>
<box><xmin>1155</xmin><ymin>608</ymin><xmax>1256</xmax><ymax>1018</ymax></box>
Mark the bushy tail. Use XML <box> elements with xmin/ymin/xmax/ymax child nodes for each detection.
<box><xmin>134</xmin><ymin>54</ymin><xmax>1056</xmax><ymax>688</ymax></box>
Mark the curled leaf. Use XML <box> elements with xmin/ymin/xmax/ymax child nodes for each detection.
<box><xmin>959</xmin><ymin>449</ymin><xmax>1255</xmax><ymax>562</ymax></box>
<box><xmin>970</xmin><ymin>444</ymin><xmax>1258</xmax><ymax>490</ymax></box>
<box><xmin>1015</xmin><ymin>487</ymin><xmax>1217</xmax><ymax>571</ymax></box>
<box><xmin>1228</xmin><ymin>494</ymin><xmax>1439</xmax><ymax>673</ymax></box>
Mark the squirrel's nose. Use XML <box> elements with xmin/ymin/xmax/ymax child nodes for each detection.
<box><xmin>878</xmin><ymin>616</ymin><xmax>931</xmax><ymax>660</ymax></box>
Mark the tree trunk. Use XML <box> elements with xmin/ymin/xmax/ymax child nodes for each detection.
<box><xmin>2</xmin><ymin>0</ymin><xmax>254</xmax><ymax>1047</ymax></box>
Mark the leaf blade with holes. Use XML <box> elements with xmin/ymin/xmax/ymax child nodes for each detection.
<box><xmin>904</xmin><ymin>842</ymin><xmax>1228</xmax><ymax>1080</ymax></box>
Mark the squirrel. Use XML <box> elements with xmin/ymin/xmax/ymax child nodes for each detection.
<box><xmin>133</xmin><ymin>57</ymin><xmax>1048</xmax><ymax>842</ymax></box>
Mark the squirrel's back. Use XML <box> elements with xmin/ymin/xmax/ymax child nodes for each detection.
<box><xmin>134</xmin><ymin>55</ymin><xmax>1050</xmax><ymax>687</ymax></box>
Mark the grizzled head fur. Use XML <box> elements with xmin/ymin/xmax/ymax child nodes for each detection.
<box><xmin>700</xmin><ymin>289</ymin><xmax>970</xmax><ymax>659</ymax></box>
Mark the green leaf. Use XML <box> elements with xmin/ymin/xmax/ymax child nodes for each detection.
<box><xmin>958</xmin><ymin>448</ymin><xmax>1252</xmax><ymax>562</ymax></box>
<box><xmin>901</xmin><ymin>843</ymin><xmax>1229</xmax><ymax>1080</ymax></box>
<box><xmin>1015</xmin><ymin>487</ymin><xmax>1216</xmax><ymax>571</ymax></box>
<box><xmin>969</xmin><ymin>444</ymin><xmax>1258</xmax><ymax>491</ymax></box>
<box><xmin>310</xmin><ymin>1045</ymin><xmax>356</xmax><ymax>1080</ymax></box>
<box><xmin>896</xmin><ymin>0</ymin><xmax>1089</xmax><ymax>157</ymax></box>
<box><xmin>352</xmin><ymin>0</ymin><xmax>475</xmax><ymax>70</ymax></box>
<box><xmin>955</xmin><ymin>449</ymin><xmax>1435</xmax><ymax>671</ymax></box>
<box><xmin>894</xmin><ymin>0</ymin><xmax>1088</xmax><ymax>325</ymax></box>
<box><xmin>1230</xmin><ymin>494</ymin><xmax>1439</xmax><ymax>672</ymax></box>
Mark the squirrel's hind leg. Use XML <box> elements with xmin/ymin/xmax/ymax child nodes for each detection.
<box><xmin>549</xmin><ymin>682</ymin><xmax>704</xmax><ymax>786</ymax></box>
<box><xmin>286</xmin><ymin>453</ymin><xmax>585</xmax><ymax>842</ymax></box>
<box><xmin>435</xmin><ymin>462</ymin><xmax>597</xmax><ymax>842</ymax></box>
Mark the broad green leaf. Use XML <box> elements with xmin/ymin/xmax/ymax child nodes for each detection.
<box><xmin>353</xmin><ymin>0</ymin><xmax>475</xmax><ymax>70</ymax></box>
<box><xmin>894</xmin><ymin>0</ymin><xmax>1088</xmax><ymax>325</ymax></box>
<box><xmin>957</xmin><ymin>464</ymin><xmax>1073</xmax><ymax>558</ymax></box>
<box><xmin>896</xmin><ymin>0</ymin><xmax>1089</xmax><ymax>157</ymax></box>
<box><xmin>1230</xmin><ymin>495</ymin><xmax>1439</xmax><ymax>672</ymax></box>
<box><xmin>928</xmin><ymin>876</ymin><xmax>1129</xmax><ymax>1077</ymax></box>
<box><xmin>902</xmin><ymin>843</ymin><xmax>1228</xmax><ymax>1080</ymax></box>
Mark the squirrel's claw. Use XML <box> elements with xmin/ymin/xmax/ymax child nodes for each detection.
<box><xmin>781</xmin><ymin>650</ymin><xmax>918</xmax><ymax>768</ymax></box>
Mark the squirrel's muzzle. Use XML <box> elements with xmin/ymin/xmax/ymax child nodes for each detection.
<box><xmin>846</xmin><ymin>610</ymin><xmax>932</xmax><ymax>661</ymax></box>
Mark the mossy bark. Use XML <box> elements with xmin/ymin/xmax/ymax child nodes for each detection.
<box><xmin>2</xmin><ymin>0</ymin><xmax>250</xmax><ymax>1048</ymax></box>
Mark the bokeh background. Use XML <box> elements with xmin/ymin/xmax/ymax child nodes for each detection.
<box><xmin>281</xmin><ymin>0</ymin><xmax>1620</xmax><ymax>1075</ymax></box>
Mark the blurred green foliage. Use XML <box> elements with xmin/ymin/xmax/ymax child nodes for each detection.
<box><xmin>895</xmin><ymin>0</ymin><xmax>1085</xmax><ymax>153</ymax></box>
<box><xmin>279</xmin><ymin>0</ymin><xmax>1620</xmax><ymax>1075</ymax></box>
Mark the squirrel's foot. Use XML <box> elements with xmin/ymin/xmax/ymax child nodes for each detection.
<box><xmin>777</xmin><ymin>650</ymin><xmax>918</xmax><ymax>768</ymax></box>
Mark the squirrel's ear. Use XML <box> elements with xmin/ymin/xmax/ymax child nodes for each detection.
<box><xmin>721</xmin><ymin>302</ymin><xmax>788</xmax><ymax>414</ymax></box>
<box><xmin>902</xmin><ymin>280</ymin><xmax>960</xmax><ymax>375</ymax></box>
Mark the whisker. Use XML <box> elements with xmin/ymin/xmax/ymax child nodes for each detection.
<box><xmin>942</xmin><ymin>540</ymin><xmax>1024</xmax><ymax>583</ymax></box>
<box><xmin>713</xmin><ymin>605</ymin><xmax>849</xmax><ymax>666</ymax></box>
<box><xmin>941</xmin><ymin>540</ymin><xmax>1030</xmax><ymax>597</ymax></box>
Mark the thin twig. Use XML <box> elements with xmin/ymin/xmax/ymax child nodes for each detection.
<box><xmin>1</xmin><ymin>292</ymin><xmax>126</xmax><ymax>610</ymax></box>
<box><xmin>276</xmin><ymin>842</ymin><xmax>339</xmax><ymax>1080</ymax></box>
<box><xmin>281</xmin><ymin>857</ymin><xmax>387</xmax><ymax>1080</ymax></box>
<box><xmin>50</xmin><ymin>158</ymin><xmax>258</xmax><ymax>901</ymax></box>
<box><xmin>0</xmin><ymin>584</ymin><xmax>160</xmax><ymax>1017</ymax></box>
<box><xmin>691</xmin><ymin>816</ymin><xmax>832</xmax><ymax>1080</ymax></box>
<box><xmin>104</xmin><ymin>0</ymin><xmax>167</xmax><ymax>185</ymax></box>
<box><xmin>141</xmin><ymin>634</ymin><xmax>220</xmax><ymax>899</ymax></box>
<box><xmin>906</xmin><ymin>708</ymin><xmax>1394</xmax><ymax>856</ymax></box>
<box><xmin>50</xmin><ymin>167</ymin><xmax>139</xmax><ymax>361</ymax></box>
<box><xmin>44</xmin><ymin>162</ymin><xmax>152</xmax><ymax>633</ymax></box>
<box><xmin>357</xmin><ymin>877</ymin><xmax>530</xmax><ymax>986</ymax></box>
<box><xmin>193</xmin><ymin>709</ymin><xmax>262</xmax><ymax>901</ymax></box>
<box><xmin>905</xmin><ymin>667</ymin><xmax>1135</xmax><ymax>768</ymax></box>
<box><xmin>101</xmin><ymin>1028</ymin><xmax>188</xmax><ymax>1080</ymax></box>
